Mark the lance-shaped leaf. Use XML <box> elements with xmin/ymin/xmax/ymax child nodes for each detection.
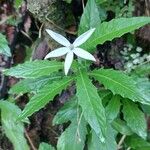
<box><xmin>122</xmin><ymin>99</ymin><xmax>147</xmax><ymax>139</ymax></box>
<box><xmin>125</xmin><ymin>135</ymin><xmax>150</xmax><ymax>149</ymax></box>
<box><xmin>96</xmin><ymin>0</ymin><xmax>107</xmax><ymax>4</ymax></box>
<box><xmin>112</xmin><ymin>119</ymin><xmax>133</xmax><ymax>136</ymax></box>
<box><xmin>53</xmin><ymin>97</ymin><xmax>77</xmax><ymax>125</ymax></box>
<box><xmin>18</xmin><ymin>77</ymin><xmax>74</xmax><ymax>120</ymax></box>
<box><xmin>133</xmin><ymin>62</ymin><xmax>150</xmax><ymax>77</ymax></box>
<box><xmin>0</xmin><ymin>101</ymin><xmax>29</xmax><ymax>150</ymax></box>
<box><xmin>9</xmin><ymin>75</ymin><xmax>61</xmax><ymax>94</ymax></box>
<box><xmin>79</xmin><ymin>0</ymin><xmax>101</xmax><ymax>34</ymax></box>
<box><xmin>0</xmin><ymin>33</ymin><xmax>11</xmax><ymax>57</ymax></box>
<box><xmin>39</xmin><ymin>142</ymin><xmax>55</xmax><ymax>150</ymax></box>
<box><xmin>3</xmin><ymin>60</ymin><xmax>63</xmax><ymax>79</ymax></box>
<box><xmin>81</xmin><ymin>17</ymin><xmax>150</xmax><ymax>52</ymax></box>
<box><xmin>90</xmin><ymin>69</ymin><xmax>149</xmax><ymax>104</ymax></box>
<box><xmin>76</xmin><ymin>69</ymin><xmax>106</xmax><ymax>142</ymax></box>
<box><xmin>57</xmin><ymin>118</ymin><xmax>87</xmax><ymax>150</ymax></box>
<box><xmin>106</xmin><ymin>95</ymin><xmax>121</xmax><ymax>122</ymax></box>
<box><xmin>88</xmin><ymin>126</ymin><xmax>117</xmax><ymax>150</ymax></box>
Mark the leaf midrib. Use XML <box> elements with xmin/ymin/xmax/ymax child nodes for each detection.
<box><xmin>79</xmin><ymin>70</ymin><xmax>94</xmax><ymax>110</ymax></box>
<box><xmin>9</xmin><ymin>64</ymin><xmax>63</xmax><ymax>78</ymax></box>
<box><xmin>123</xmin><ymin>102</ymin><xmax>146</xmax><ymax>136</ymax></box>
<box><xmin>85</xmin><ymin>20</ymin><xmax>150</xmax><ymax>47</ymax></box>
<box><xmin>20</xmin><ymin>64</ymin><xmax>62</xmax><ymax>72</ymax></box>
<box><xmin>21</xmin><ymin>78</ymin><xmax>73</xmax><ymax>118</ymax></box>
<box><xmin>90</xmin><ymin>72</ymin><xmax>137</xmax><ymax>97</ymax></box>
<box><xmin>79</xmin><ymin>70</ymin><xmax>101</xmax><ymax>129</ymax></box>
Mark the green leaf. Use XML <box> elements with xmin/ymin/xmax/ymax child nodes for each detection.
<box><xmin>0</xmin><ymin>101</ymin><xmax>29</xmax><ymax>150</ymax></box>
<box><xmin>90</xmin><ymin>69</ymin><xmax>149</xmax><ymax>104</ymax></box>
<box><xmin>18</xmin><ymin>77</ymin><xmax>74</xmax><ymax>120</ymax></box>
<box><xmin>122</xmin><ymin>100</ymin><xmax>147</xmax><ymax>139</ymax></box>
<box><xmin>39</xmin><ymin>142</ymin><xmax>55</xmax><ymax>150</ymax></box>
<box><xmin>57</xmin><ymin>118</ymin><xmax>87</xmax><ymax>150</ymax></box>
<box><xmin>142</xmin><ymin>104</ymin><xmax>150</xmax><ymax>115</ymax></box>
<box><xmin>133</xmin><ymin>62</ymin><xmax>150</xmax><ymax>77</ymax></box>
<box><xmin>64</xmin><ymin>0</ymin><xmax>72</xmax><ymax>3</ymax></box>
<box><xmin>9</xmin><ymin>75</ymin><xmax>61</xmax><ymax>94</ymax></box>
<box><xmin>96</xmin><ymin>0</ymin><xmax>107</xmax><ymax>4</ymax></box>
<box><xmin>79</xmin><ymin>0</ymin><xmax>101</xmax><ymax>34</ymax></box>
<box><xmin>98</xmin><ymin>89</ymin><xmax>112</xmax><ymax>106</ymax></box>
<box><xmin>112</xmin><ymin>119</ymin><xmax>133</xmax><ymax>135</ymax></box>
<box><xmin>98</xmin><ymin>89</ymin><xmax>112</xmax><ymax>101</ymax></box>
<box><xmin>135</xmin><ymin>77</ymin><xmax>150</xmax><ymax>103</ymax></box>
<box><xmin>88</xmin><ymin>125</ymin><xmax>117</xmax><ymax>150</ymax></box>
<box><xmin>0</xmin><ymin>33</ymin><xmax>11</xmax><ymax>57</ymax></box>
<box><xmin>81</xmin><ymin>17</ymin><xmax>150</xmax><ymax>52</ymax></box>
<box><xmin>76</xmin><ymin>69</ymin><xmax>106</xmax><ymax>142</ymax></box>
<box><xmin>15</xmin><ymin>0</ymin><xmax>23</xmax><ymax>8</ymax></box>
<box><xmin>106</xmin><ymin>95</ymin><xmax>121</xmax><ymax>122</ymax></box>
<box><xmin>3</xmin><ymin>60</ymin><xmax>63</xmax><ymax>79</ymax></box>
<box><xmin>53</xmin><ymin>97</ymin><xmax>77</xmax><ymax>125</ymax></box>
<box><xmin>125</xmin><ymin>135</ymin><xmax>150</xmax><ymax>149</ymax></box>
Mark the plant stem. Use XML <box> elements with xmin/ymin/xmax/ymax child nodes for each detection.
<box><xmin>117</xmin><ymin>135</ymin><xmax>126</xmax><ymax>149</ymax></box>
<box><xmin>25</xmin><ymin>129</ymin><xmax>37</xmax><ymax>150</ymax></box>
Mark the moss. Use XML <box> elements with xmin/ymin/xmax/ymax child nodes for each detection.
<box><xmin>27</xmin><ymin>0</ymin><xmax>64</xmax><ymax>25</ymax></box>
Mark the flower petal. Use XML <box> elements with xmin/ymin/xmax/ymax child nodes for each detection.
<box><xmin>46</xmin><ymin>29</ymin><xmax>70</xmax><ymax>47</ymax></box>
<box><xmin>44</xmin><ymin>47</ymin><xmax>69</xmax><ymax>59</ymax></box>
<box><xmin>73</xmin><ymin>28</ymin><xmax>95</xmax><ymax>47</ymax></box>
<box><xmin>73</xmin><ymin>48</ymin><xmax>96</xmax><ymax>61</ymax></box>
<box><xmin>64</xmin><ymin>51</ymin><xmax>74</xmax><ymax>75</ymax></box>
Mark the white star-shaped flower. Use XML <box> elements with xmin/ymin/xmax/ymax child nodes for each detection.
<box><xmin>45</xmin><ymin>28</ymin><xmax>96</xmax><ymax>75</ymax></box>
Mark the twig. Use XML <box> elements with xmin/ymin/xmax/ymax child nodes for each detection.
<box><xmin>25</xmin><ymin>129</ymin><xmax>37</xmax><ymax>150</ymax></box>
<box><xmin>45</xmin><ymin>126</ymin><xmax>59</xmax><ymax>137</ymax></box>
<box><xmin>20</xmin><ymin>30</ymin><xmax>33</xmax><ymax>42</ymax></box>
<box><xmin>38</xmin><ymin>23</ymin><xmax>44</xmax><ymax>38</ymax></box>
<box><xmin>82</xmin><ymin>0</ymin><xmax>85</xmax><ymax>10</ymax></box>
<box><xmin>117</xmin><ymin>135</ymin><xmax>126</xmax><ymax>149</ymax></box>
<box><xmin>76</xmin><ymin>105</ymin><xmax>84</xmax><ymax>142</ymax></box>
<box><xmin>145</xmin><ymin>0</ymin><xmax>150</xmax><ymax>16</ymax></box>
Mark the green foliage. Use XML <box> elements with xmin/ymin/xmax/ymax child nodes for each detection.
<box><xmin>53</xmin><ymin>97</ymin><xmax>77</xmax><ymax>125</ymax></box>
<box><xmin>99</xmin><ymin>0</ymin><xmax>134</xmax><ymax>18</ymax></box>
<box><xmin>135</xmin><ymin>78</ymin><xmax>150</xmax><ymax>103</ymax></box>
<box><xmin>4</xmin><ymin>60</ymin><xmax>63</xmax><ymax>79</ymax></box>
<box><xmin>106</xmin><ymin>95</ymin><xmax>121</xmax><ymax>122</ymax></box>
<box><xmin>133</xmin><ymin>63</ymin><xmax>150</xmax><ymax>77</ymax></box>
<box><xmin>122</xmin><ymin>99</ymin><xmax>147</xmax><ymax>139</ymax></box>
<box><xmin>96</xmin><ymin>0</ymin><xmax>107</xmax><ymax>4</ymax></box>
<box><xmin>125</xmin><ymin>135</ymin><xmax>150</xmax><ymax>149</ymax></box>
<box><xmin>79</xmin><ymin>0</ymin><xmax>101</xmax><ymax>34</ymax></box>
<box><xmin>57</xmin><ymin>118</ymin><xmax>87</xmax><ymax>150</ymax></box>
<box><xmin>9</xmin><ymin>75</ymin><xmax>61</xmax><ymax>94</ymax></box>
<box><xmin>0</xmin><ymin>101</ymin><xmax>29</xmax><ymax>150</ymax></box>
<box><xmin>64</xmin><ymin>0</ymin><xmax>72</xmax><ymax>4</ymax></box>
<box><xmin>15</xmin><ymin>0</ymin><xmax>23</xmax><ymax>8</ymax></box>
<box><xmin>39</xmin><ymin>142</ymin><xmax>55</xmax><ymax>150</ymax></box>
<box><xmin>76</xmin><ymin>69</ymin><xmax>106</xmax><ymax>142</ymax></box>
<box><xmin>18</xmin><ymin>77</ymin><xmax>74</xmax><ymax>120</ymax></box>
<box><xmin>90</xmin><ymin>69</ymin><xmax>149</xmax><ymax>104</ymax></box>
<box><xmin>2</xmin><ymin>2</ymin><xmax>150</xmax><ymax>148</ymax></box>
<box><xmin>0</xmin><ymin>33</ymin><xmax>11</xmax><ymax>57</ymax></box>
<box><xmin>81</xmin><ymin>17</ymin><xmax>150</xmax><ymax>52</ymax></box>
<box><xmin>88</xmin><ymin>126</ymin><xmax>117</xmax><ymax>150</ymax></box>
<box><xmin>112</xmin><ymin>119</ymin><xmax>133</xmax><ymax>136</ymax></box>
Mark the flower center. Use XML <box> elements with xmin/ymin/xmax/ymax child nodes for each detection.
<box><xmin>69</xmin><ymin>44</ymin><xmax>74</xmax><ymax>50</ymax></box>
